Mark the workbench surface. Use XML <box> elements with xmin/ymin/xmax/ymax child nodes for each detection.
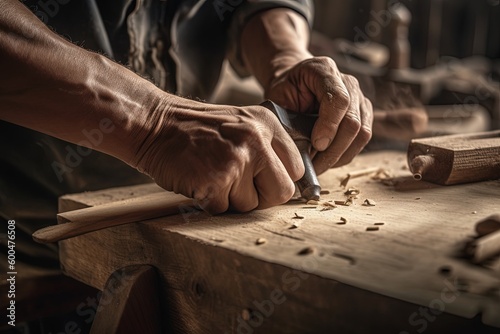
<box><xmin>58</xmin><ymin>151</ymin><xmax>500</xmax><ymax>334</ymax></box>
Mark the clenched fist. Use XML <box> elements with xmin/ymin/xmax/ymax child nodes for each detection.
<box><xmin>131</xmin><ymin>99</ymin><xmax>305</xmax><ymax>214</ymax></box>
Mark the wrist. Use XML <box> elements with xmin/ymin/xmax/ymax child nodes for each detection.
<box><xmin>240</xmin><ymin>8</ymin><xmax>312</xmax><ymax>92</ymax></box>
<box><xmin>265</xmin><ymin>50</ymin><xmax>313</xmax><ymax>91</ymax></box>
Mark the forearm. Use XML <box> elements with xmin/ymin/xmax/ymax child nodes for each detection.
<box><xmin>240</xmin><ymin>8</ymin><xmax>312</xmax><ymax>92</ymax></box>
<box><xmin>0</xmin><ymin>0</ymin><xmax>181</xmax><ymax>166</ymax></box>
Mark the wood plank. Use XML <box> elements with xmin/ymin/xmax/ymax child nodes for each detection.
<box><xmin>408</xmin><ymin>130</ymin><xmax>500</xmax><ymax>185</ymax></box>
<box><xmin>58</xmin><ymin>151</ymin><xmax>500</xmax><ymax>333</ymax></box>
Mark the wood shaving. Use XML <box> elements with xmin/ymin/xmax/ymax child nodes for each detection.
<box><xmin>210</xmin><ymin>237</ymin><xmax>224</xmax><ymax>243</ymax></box>
<box><xmin>293</xmin><ymin>212</ymin><xmax>304</xmax><ymax>219</ymax></box>
<box><xmin>320</xmin><ymin>190</ymin><xmax>330</xmax><ymax>195</ymax></box>
<box><xmin>255</xmin><ymin>238</ymin><xmax>267</xmax><ymax>245</ymax></box>
<box><xmin>374</xmin><ymin>222</ymin><xmax>384</xmax><ymax>226</ymax></box>
<box><xmin>322</xmin><ymin>202</ymin><xmax>336</xmax><ymax>208</ymax></box>
<box><xmin>334</xmin><ymin>199</ymin><xmax>353</xmax><ymax>206</ymax></box>
<box><xmin>363</xmin><ymin>198</ymin><xmax>376</xmax><ymax>206</ymax></box>
<box><xmin>344</xmin><ymin>188</ymin><xmax>360</xmax><ymax>196</ymax></box>
<box><xmin>306</xmin><ymin>200</ymin><xmax>320</xmax><ymax>205</ymax></box>
<box><xmin>337</xmin><ymin>217</ymin><xmax>348</xmax><ymax>225</ymax></box>
<box><xmin>366</xmin><ymin>226</ymin><xmax>379</xmax><ymax>231</ymax></box>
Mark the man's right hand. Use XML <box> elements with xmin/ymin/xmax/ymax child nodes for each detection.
<box><xmin>131</xmin><ymin>101</ymin><xmax>305</xmax><ymax>214</ymax></box>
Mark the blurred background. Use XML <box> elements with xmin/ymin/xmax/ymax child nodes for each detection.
<box><xmin>214</xmin><ymin>0</ymin><xmax>500</xmax><ymax>147</ymax></box>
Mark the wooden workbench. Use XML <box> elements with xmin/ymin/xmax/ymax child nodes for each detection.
<box><xmin>58</xmin><ymin>151</ymin><xmax>500</xmax><ymax>334</ymax></box>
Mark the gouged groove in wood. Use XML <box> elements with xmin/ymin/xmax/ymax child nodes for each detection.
<box><xmin>261</xmin><ymin>228</ymin><xmax>306</xmax><ymax>241</ymax></box>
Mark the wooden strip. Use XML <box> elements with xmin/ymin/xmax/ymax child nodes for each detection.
<box><xmin>32</xmin><ymin>192</ymin><xmax>195</xmax><ymax>243</ymax></box>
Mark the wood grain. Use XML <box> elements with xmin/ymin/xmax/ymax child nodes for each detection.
<box><xmin>58</xmin><ymin>152</ymin><xmax>500</xmax><ymax>333</ymax></box>
<box><xmin>408</xmin><ymin>130</ymin><xmax>500</xmax><ymax>185</ymax></box>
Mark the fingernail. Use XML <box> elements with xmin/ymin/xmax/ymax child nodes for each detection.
<box><xmin>315</xmin><ymin>137</ymin><xmax>330</xmax><ymax>151</ymax></box>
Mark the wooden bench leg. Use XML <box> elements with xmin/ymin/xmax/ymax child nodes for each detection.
<box><xmin>90</xmin><ymin>265</ymin><xmax>162</xmax><ymax>334</ymax></box>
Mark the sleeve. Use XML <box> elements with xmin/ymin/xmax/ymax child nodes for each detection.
<box><xmin>226</xmin><ymin>0</ymin><xmax>314</xmax><ymax>78</ymax></box>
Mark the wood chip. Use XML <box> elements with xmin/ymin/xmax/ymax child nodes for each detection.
<box><xmin>293</xmin><ymin>212</ymin><xmax>304</xmax><ymax>219</ymax></box>
<box><xmin>335</xmin><ymin>198</ymin><xmax>353</xmax><ymax>206</ymax></box>
<box><xmin>241</xmin><ymin>309</ymin><xmax>251</xmax><ymax>321</ymax></box>
<box><xmin>306</xmin><ymin>200</ymin><xmax>319</xmax><ymax>205</ymax></box>
<box><xmin>298</xmin><ymin>246</ymin><xmax>316</xmax><ymax>255</ymax></box>
<box><xmin>337</xmin><ymin>217</ymin><xmax>348</xmax><ymax>225</ymax></box>
<box><xmin>475</xmin><ymin>214</ymin><xmax>500</xmax><ymax>236</ymax></box>
<box><xmin>255</xmin><ymin>238</ymin><xmax>267</xmax><ymax>245</ymax></box>
<box><xmin>320</xmin><ymin>190</ymin><xmax>330</xmax><ymax>195</ymax></box>
<box><xmin>363</xmin><ymin>198</ymin><xmax>376</xmax><ymax>206</ymax></box>
<box><xmin>289</xmin><ymin>223</ymin><xmax>300</xmax><ymax>229</ymax></box>
<box><xmin>344</xmin><ymin>188</ymin><xmax>360</xmax><ymax>196</ymax></box>
<box><xmin>366</xmin><ymin>226</ymin><xmax>379</xmax><ymax>231</ymax></box>
<box><xmin>374</xmin><ymin>222</ymin><xmax>384</xmax><ymax>226</ymax></box>
<box><xmin>320</xmin><ymin>206</ymin><xmax>334</xmax><ymax>212</ymax></box>
<box><xmin>210</xmin><ymin>237</ymin><xmax>224</xmax><ymax>243</ymax></box>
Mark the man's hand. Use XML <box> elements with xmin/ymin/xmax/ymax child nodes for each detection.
<box><xmin>240</xmin><ymin>8</ymin><xmax>373</xmax><ymax>175</ymax></box>
<box><xmin>0</xmin><ymin>0</ymin><xmax>304</xmax><ymax>214</ymax></box>
<box><xmin>128</xmin><ymin>101</ymin><xmax>305</xmax><ymax>214</ymax></box>
<box><xmin>265</xmin><ymin>56</ymin><xmax>373</xmax><ymax>174</ymax></box>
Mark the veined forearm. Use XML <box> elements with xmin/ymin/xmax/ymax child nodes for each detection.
<box><xmin>240</xmin><ymin>8</ymin><xmax>313</xmax><ymax>92</ymax></box>
<box><xmin>0</xmin><ymin>0</ymin><xmax>169</xmax><ymax>165</ymax></box>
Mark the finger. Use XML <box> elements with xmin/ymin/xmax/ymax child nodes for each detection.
<box><xmin>258</xmin><ymin>107</ymin><xmax>305</xmax><ymax>182</ymax></box>
<box><xmin>253</xmin><ymin>147</ymin><xmax>296</xmax><ymax>210</ymax></box>
<box><xmin>308</xmin><ymin>58</ymin><xmax>351</xmax><ymax>152</ymax></box>
<box><xmin>270</xmin><ymin>129</ymin><xmax>305</xmax><ymax>182</ymax></box>
<box><xmin>192</xmin><ymin>173</ymin><xmax>232</xmax><ymax>215</ymax></box>
<box><xmin>228</xmin><ymin>164</ymin><xmax>259</xmax><ymax>212</ymax></box>
<box><xmin>331</xmin><ymin>97</ymin><xmax>373</xmax><ymax>167</ymax></box>
<box><xmin>313</xmin><ymin>75</ymin><xmax>362</xmax><ymax>174</ymax></box>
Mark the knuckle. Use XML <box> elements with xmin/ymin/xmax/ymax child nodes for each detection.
<box><xmin>343</xmin><ymin>74</ymin><xmax>361</xmax><ymax>89</ymax></box>
<box><xmin>364</xmin><ymin>97</ymin><xmax>373</xmax><ymax>111</ymax></box>
<box><xmin>274</xmin><ymin>183</ymin><xmax>295</xmax><ymax>204</ymax></box>
<box><xmin>333</xmin><ymin>89</ymin><xmax>350</xmax><ymax>110</ymax></box>
<box><xmin>359</xmin><ymin>125</ymin><xmax>373</xmax><ymax>145</ymax></box>
<box><xmin>343</xmin><ymin>114</ymin><xmax>362</xmax><ymax>134</ymax></box>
